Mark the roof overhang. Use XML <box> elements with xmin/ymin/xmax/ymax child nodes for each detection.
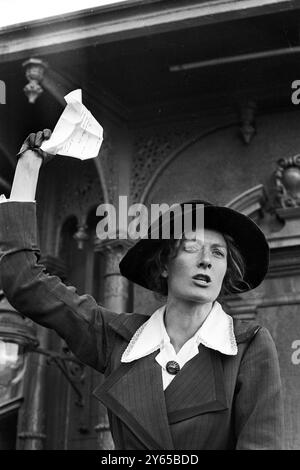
<box><xmin>0</xmin><ymin>0</ymin><xmax>298</xmax><ymax>64</ymax></box>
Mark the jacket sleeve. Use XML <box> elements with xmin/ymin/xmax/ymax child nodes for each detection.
<box><xmin>0</xmin><ymin>201</ymin><xmax>118</xmax><ymax>373</ymax></box>
<box><xmin>234</xmin><ymin>326</ymin><xmax>284</xmax><ymax>450</ymax></box>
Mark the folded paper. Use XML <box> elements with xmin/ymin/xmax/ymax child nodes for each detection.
<box><xmin>41</xmin><ymin>89</ymin><xmax>103</xmax><ymax>160</ymax></box>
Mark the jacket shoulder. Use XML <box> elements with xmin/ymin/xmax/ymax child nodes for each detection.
<box><xmin>233</xmin><ymin>318</ymin><xmax>262</xmax><ymax>344</ymax></box>
<box><xmin>107</xmin><ymin>311</ymin><xmax>149</xmax><ymax>340</ymax></box>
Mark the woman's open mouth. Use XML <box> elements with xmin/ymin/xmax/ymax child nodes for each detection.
<box><xmin>192</xmin><ymin>274</ymin><xmax>212</xmax><ymax>286</ymax></box>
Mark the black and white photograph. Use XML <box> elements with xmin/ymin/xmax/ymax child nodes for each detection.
<box><xmin>0</xmin><ymin>0</ymin><xmax>299</xmax><ymax>453</ymax></box>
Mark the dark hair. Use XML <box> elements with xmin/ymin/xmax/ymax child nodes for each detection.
<box><xmin>144</xmin><ymin>233</ymin><xmax>249</xmax><ymax>298</ymax></box>
<box><xmin>220</xmin><ymin>233</ymin><xmax>250</xmax><ymax>295</ymax></box>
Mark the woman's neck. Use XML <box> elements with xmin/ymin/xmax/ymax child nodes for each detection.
<box><xmin>164</xmin><ymin>298</ymin><xmax>213</xmax><ymax>353</ymax></box>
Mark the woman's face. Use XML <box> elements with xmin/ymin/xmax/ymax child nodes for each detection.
<box><xmin>165</xmin><ymin>228</ymin><xmax>227</xmax><ymax>304</ymax></box>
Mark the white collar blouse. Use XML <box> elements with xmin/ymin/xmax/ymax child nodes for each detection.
<box><xmin>121</xmin><ymin>301</ymin><xmax>238</xmax><ymax>390</ymax></box>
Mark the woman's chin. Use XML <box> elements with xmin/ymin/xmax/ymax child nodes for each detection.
<box><xmin>179</xmin><ymin>291</ymin><xmax>216</xmax><ymax>304</ymax></box>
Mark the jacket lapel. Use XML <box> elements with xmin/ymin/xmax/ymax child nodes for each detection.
<box><xmin>164</xmin><ymin>344</ymin><xmax>228</xmax><ymax>424</ymax></box>
<box><xmin>93</xmin><ymin>312</ymin><xmax>174</xmax><ymax>450</ymax></box>
<box><xmin>93</xmin><ymin>313</ymin><xmax>228</xmax><ymax>448</ymax></box>
<box><xmin>93</xmin><ymin>350</ymin><xmax>174</xmax><ymax>450</ymax></box>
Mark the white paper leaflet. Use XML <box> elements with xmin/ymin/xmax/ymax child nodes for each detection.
<box><xmin>41</xmin><ymin>89</ymin><xmax>103</xmax><ymax>160</ymax></box>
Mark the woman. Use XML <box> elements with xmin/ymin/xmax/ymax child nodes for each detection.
<box><xmin>0</xmin><ymin>130</ymin><xmax>284</xmax><ymax>450</ymax></box>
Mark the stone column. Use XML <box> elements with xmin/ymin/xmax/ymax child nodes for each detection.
<box><xmin>93</xmin><ymin>238</ymin><xmax>133</xmax><ymax>449</ymax></box>
<box><xmin>97</xmin><ymin>239</ymin><xmax>133</xmax><ymax>313</ymax></box>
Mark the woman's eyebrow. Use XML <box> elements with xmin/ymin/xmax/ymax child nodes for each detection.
<box><xmin>183</xmin><ymin>239</ymin><xmax>227</xmax><ymax>249</ymax></box>
<box><xmin>182</xmin><ymin>233</ymin><xmax>203</xmax><ymax>241</ymax></box>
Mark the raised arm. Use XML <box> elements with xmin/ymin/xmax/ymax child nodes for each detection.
<box><xmin>0</xmin><ymin>131</ymin><xmax>118</xmax><ymax>372</ymax></box>
<box><xmin>10</xmin><ymin>131</ymin><xmax>48</xmax><ymax>201</ymax></box>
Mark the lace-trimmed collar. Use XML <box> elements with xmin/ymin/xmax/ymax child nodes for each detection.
<box><xmin>121</xmin><ymin>301</ymin><xmax>238</xmax><ymax>363</ymax></box>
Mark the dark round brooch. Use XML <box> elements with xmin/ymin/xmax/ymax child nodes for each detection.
<box><xmin>166</xmin><ymin>361</ymin><xmax>180</xmax><ymax>375</ymax></box>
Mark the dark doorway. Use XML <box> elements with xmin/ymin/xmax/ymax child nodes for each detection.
<box><xmin>0</xmin><ymin>411</ymin><xmax>18</xmax><ymax>449</ymax></box>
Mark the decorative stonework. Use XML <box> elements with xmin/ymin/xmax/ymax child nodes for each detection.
<box><xmin>267</xmin><ymin>246</ymin><xmax>300</xmax><ymax>278</ymax></box>
<box><xmin>130</xmin><ymin>122</ymin><xmax>199</xmax><ymax>203</ymax></box>
<box><xmin>94</xmin><ymin>238</ymin><xmax>134</xmax><ymax>271</ymax></box>
<box><xmin>59</xmin><ymin>161</ymin><xmax>102</xmax><ymax>220</ymax></box>
<box><xmin>226</xmin><ymin>184</ymin><xmax>267</xmax><ymax>223</ymax></box>
<box><xmin>73</xmin><ymin>224</ymin><xmax>90</xmax><ymax>250</ymax></box>
<box><xmin>275</xmin><ymin>154</ymin><xmax>300</xmax><ymax>208</ymax></box>
<box><xmin>239</xmin><ymin>100</ymin><xmax>257</xmax><ymax>145</ymax></box>
<box><xmin>22</xmin><ymin>58</ymin><xmax>48</xmax><ymax>104</ymax></box>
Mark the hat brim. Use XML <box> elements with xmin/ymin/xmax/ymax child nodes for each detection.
<box><xmin>119</xmin><ymin>204</ymin><xmax>269</xmax><ymax>293</ymax></box>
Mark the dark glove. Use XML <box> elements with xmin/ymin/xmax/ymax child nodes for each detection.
<box><xmin>17</xmin><ymin>129</ymin><xmax>53</xmax><ymax>164</ymax></box>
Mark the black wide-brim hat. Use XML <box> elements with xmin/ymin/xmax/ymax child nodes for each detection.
<box><xmin>119</xmin><ymin>200</ymin><xmax>269</xmax><ymax>293</ymax></box>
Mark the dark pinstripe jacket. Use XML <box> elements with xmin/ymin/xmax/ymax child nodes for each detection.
<box><xmin>0</xmin><ymin>202</ymin><xmax>284</xmax><ymax>450</ymax></box>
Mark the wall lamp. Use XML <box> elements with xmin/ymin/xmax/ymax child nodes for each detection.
<box><xmin>22</xmin><ymin>58</ymin><xmax>48</xmax><ymax>104</ymax></box>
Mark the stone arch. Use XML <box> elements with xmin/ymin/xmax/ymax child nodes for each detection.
<box><xmin>140</xmin><ymin>111</ymin><xmax>300</xmax><ymax>208</ymax></box>
<box><xmin>226</xmin><ymin>184</ymin><xmax>267</xmax><ymax>222</ymax></box>
<box><xmin>140</xmin><ymin>122</ymin><xmax>236</xmax><ymax>205</ymax></box>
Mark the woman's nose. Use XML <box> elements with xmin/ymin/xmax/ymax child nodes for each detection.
<box><xmin>196</xmin><ymin>248</ymin><xmax>212</xmax><ymax>268</ymax></box>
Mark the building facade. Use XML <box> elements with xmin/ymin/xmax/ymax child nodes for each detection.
<box><xmin>0</xmin><ymin>0</ymin><xmax>300</xmax><ymax>450</ymax></box>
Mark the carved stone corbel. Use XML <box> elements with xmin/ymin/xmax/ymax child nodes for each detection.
<box><xmin>239</xmin><ymin>100</ymin><xmax>257</xmax><ymax>145</ymax></box>
<box><xmin>275</xmin><ymin>154</ymin><xmax>300</xmax><ymax>209</ymax></box>
<box><xmin>267</xmin><ymin>155</ymin><xmax>300</xmax><ymax>249</ymax></box>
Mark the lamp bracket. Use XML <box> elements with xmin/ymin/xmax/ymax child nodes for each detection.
<box><xmin>33</xmin><ymin>347</ymin><xmax>85</xmax><ymax>406</ymax></box>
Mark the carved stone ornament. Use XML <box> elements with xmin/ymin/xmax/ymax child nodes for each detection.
<box><xmin>22</xmin><ymin>58</ymin><xmax>48</xmax><ymax>104</ymax></box>
<box><xmin>275</xmin><ymin>155</ymin><xmax>300</xmax><ymax>208</ymax></box>
<box><xmin>239</xmin><ymin>100</ymin><xmax>257</xmax><ymax>145</ymax></box>
<box><xmin>73</xmin><ymin>222</ymin><xmax>90</xmax><ymax>250</ymax></box>
<box><xmin>94</xmin><ymin>237</ymin><xmax>134</xmax><ymax>266</ymax></box>
<box><xmin>130</xmin><ymin>122</ymin><xmax>198</xmax><ymax>203</ymax></box>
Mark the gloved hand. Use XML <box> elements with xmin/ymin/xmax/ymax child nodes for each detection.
<box><xmin>17</xmin><ymin>129</ymin><xmax>53</xmax><ymax>164</ymax></box>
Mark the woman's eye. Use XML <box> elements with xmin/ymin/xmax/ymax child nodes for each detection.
<box><xmin>183</xmin><ymin>243</ymin><xmax>200</xmax><ymax>252</ymax></box>
<box><xmin>213</xmin><ymin>249</ymin><xmax>225</xmax><ymax>257</ymax></box>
